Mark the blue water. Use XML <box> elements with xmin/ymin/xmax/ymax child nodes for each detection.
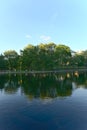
<box><xmin>0</xmin><ymin>74</ymin><xmax>87</xmax><ymax>130</ymax></box>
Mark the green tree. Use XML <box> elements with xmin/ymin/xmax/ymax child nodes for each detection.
<box><xmin>4</xmin><ymin>50</ymin><xmax>19</xmax><ymax>70</ymax></box>
<box><xmin>54</xmin><ymin>44</ymin><xmax>71</xmax><ymax>68</ymax></box>
<box><xmin>22</xmin><ymin>44</ymin><xmax>39</xmax><ymax>70</ymax></box>
<box><xmin>71</xmin><ymin>53</ymin><xmax>85</xmax><ymax>67</ymax></box>
<box><xmin>0</xmin><ymin>54</ymin><xmax>7</xmax><ymax>70</ymax></box>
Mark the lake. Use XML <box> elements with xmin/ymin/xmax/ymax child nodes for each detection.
<box><xmin>0</xmin><ymin>72</ymin><xmax>87</xmax><ymax>130</ymax></box>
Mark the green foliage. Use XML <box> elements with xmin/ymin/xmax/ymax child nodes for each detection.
<box><xmin>0</xmin><ymin>54</ymin><xmax>8</xmax><ymax>70</ymax></box>
<box><xmin>4</xmin><ymin>50</ymin><xmax>18</xmax><ymax>58</ymax></box>
<box><xmin>0</xmin><ymin>43</ymin><xmax>87</xmax><ymax>70</ymax></box>
<box><xmin>3</xmin><ymin>50</ymin><xmax>19</xmax><ymax>70</ymax></box>
<box><xmin>71</xmin><ymin>54</ymin><xmax>85</xmax><ymax>66</ymax></box>
<box><xmin>55</xmin><ymin>44</ymin><xmax>71</xmax><ymax>67</ymax></box>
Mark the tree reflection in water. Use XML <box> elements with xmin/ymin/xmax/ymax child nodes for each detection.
<box><xmin>0</xmin><ymin>74</ymin><xmax>19</xmax><ymax>94</ymax></box>
<box><xmin>0</xmin><ymin>72</ymin><xmax>87</xmax><ymax>98</ymax></box>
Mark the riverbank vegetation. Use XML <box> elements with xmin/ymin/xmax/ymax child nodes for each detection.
<box><xmin>0</xmin><ymin>43</ymin><xmax>87</xmax><ymax>70</ymax></box>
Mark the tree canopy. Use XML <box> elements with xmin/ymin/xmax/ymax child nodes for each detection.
<box><xmin>0</xmin><ymin>43</ymin><xmax>87</xmax><ymax>70</ymax></box>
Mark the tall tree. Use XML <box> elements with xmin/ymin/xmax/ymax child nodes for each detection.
<box><xmin>22</xmin><ymin>44</ymin><xmax>39</xmax><ymax>70</ymax></box>
<box><xmin>4</xmin><ymin>50</ymin><xmax>19</xmax><ymax>70</ymax></box>
<box><xmin>55</xmin><ymin>44</ymin><xmax>71</xmax><ymax>68</ymax></box>
<box><xmin>0</xmin><ymin>54</ymin><xmax>7</xmax><ymax>70</ymax></box>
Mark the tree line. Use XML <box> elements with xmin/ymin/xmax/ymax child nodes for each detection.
<box><xmin>0</xmin><ymin>42</ymin><xmax>87</xmax><ymax>70</ymax></box>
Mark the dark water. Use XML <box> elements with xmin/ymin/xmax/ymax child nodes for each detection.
<box><xmin>0</xmin><ymin>73</ymin><xmax>87</xmax><ymax>130</ymax></box>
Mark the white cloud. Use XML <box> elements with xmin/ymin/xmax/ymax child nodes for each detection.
<box><xmin>40</xmin><ymin>35</ymin><xmax>51</xmax><ymax>41</ymax></box>
<box><xmin>25</xmin><ymin>35</ymin><xmax>32</xmax><ymax>38</ymax></box>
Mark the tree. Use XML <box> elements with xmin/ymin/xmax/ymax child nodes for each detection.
<box><xmin>0</xmin><ymin>54</ymin><xmax>7</xmax><ymax>70</ymax></box>
<box><xmin>81</xmin><ymin>50</ymin><xmax>87</xmax><ymax>66</ymax></box>
<box><xmin>71</xmin><ymin>53</ymin><xmax>85</xmax><ymax>67</ymax></box>
<box><xmin>54</xmin><ymin>44</ymin><xmax>71</xmax><ymax>67</ymax></box>
<box><xmin>22</xmin><ymin>44</ymin><xmax>39</xmax><ymax>70</ymax></box>
<box><xmin>4</xmin><ymin>50</ymin><xmax>19</xmax><ymax>70</ymax></box>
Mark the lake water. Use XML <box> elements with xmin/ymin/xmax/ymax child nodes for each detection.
<box><xmin>0</xmin><ymin>73</ymin><xmax>87</xmax><ymax>130</ymax></box>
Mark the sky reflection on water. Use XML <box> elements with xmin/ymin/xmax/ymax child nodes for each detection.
<box><xmin>0</xmin><ymin>73</ymin><xmax>87</xmax><ymax>130</ymax></box>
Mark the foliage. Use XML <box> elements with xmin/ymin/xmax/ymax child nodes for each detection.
<box><xmin>0</xmin><ymin>43</ymin><xmax>87</xmax><ymax>70</ymax></box>
<box><xmin>3</xmin><ymin>50</ymin><xmax>19</xmax><ymax>70</ymax></box>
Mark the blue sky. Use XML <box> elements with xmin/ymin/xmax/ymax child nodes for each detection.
<box><xmin>0</xmin><ymin>0</ymin><xmax>87</xmax><ymax>53</ymax></box>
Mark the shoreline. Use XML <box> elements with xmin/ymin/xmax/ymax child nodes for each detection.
<box><xmin>0</xmin><ymin>68</ymin><xmax>87</xmax><ymax>74</ymax></box>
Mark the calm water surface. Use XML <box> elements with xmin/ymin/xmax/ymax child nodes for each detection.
<box><xmin>0</xmin><ymin>73</ymin><xmax>87</xmax><ymax>130</ymax></box>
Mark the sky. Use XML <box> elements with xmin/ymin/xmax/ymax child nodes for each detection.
<box><xmin>0</xmin><ymin>0</ymin><xmax>87</xmax><ymax>54</ymax></box>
